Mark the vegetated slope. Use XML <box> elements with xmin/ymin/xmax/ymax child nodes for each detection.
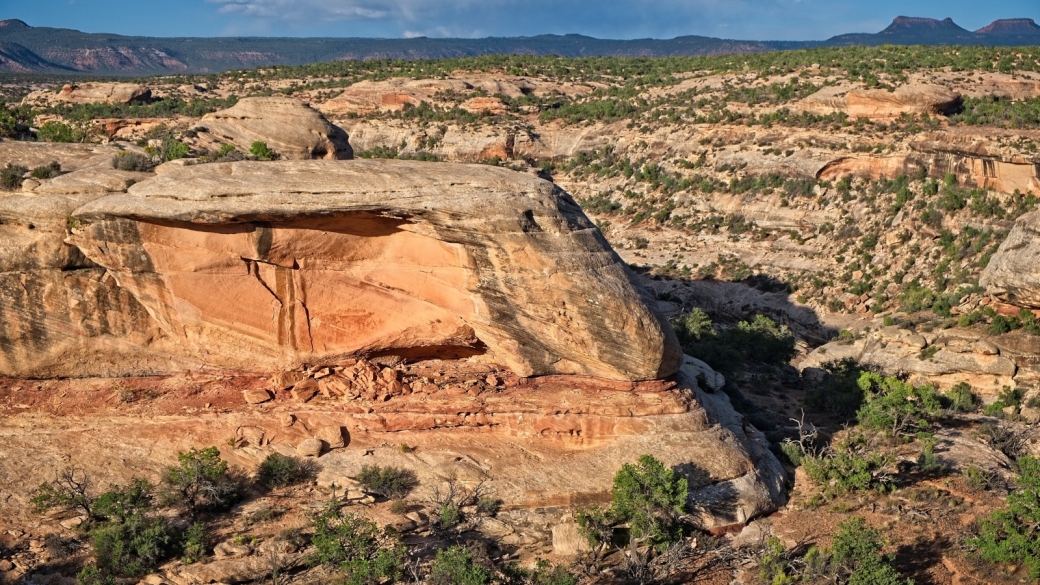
<box><xmin>2</xmin><ymin>15</ymin><xmax>1040</xmax><ymax>75</ymax></box>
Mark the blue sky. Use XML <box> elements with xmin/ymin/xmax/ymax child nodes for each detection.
<box><xmin>5</xmin><ymin>0</ymin><xmax>1039</xmax><ymax>40</ymax></box>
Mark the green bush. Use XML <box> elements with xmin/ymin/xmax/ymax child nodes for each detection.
<box><xmin>964</xmin><ymin>466</ymin><xmax>996</xmax><ymax>492</ymax></box>
<box><xmin>256</xmin><ymin>453</ymin><xmax>309</xmax><ymax>488</ymax></box>
<box><xmin>76</xmin><ymin>565</ymin><xmax>118</xmax><ymax>585</ymax></box>
<box><xmin>37</xmin><ymin>121</ymin><xmax>81</xmax><ymax>143</ymax></box>
<box><xmin>309</xmin><ymin>504</ymin><xmax>405</xmax><ymax>584</ymax></box>
<box><xmin>804</xmin><ymin>358</ymin><xmax>868</xmax><ymax>417</ymax></box>
<box><xmin>671</xmin><ymin>310</ymin><xmax>795</xmax><ymax>378</ymax></box>
<box><xmin>945</xmin><ymin>382</ymin><xmax>979</xmax><ymax>413</ymax></box>
<box><xmin>31</xmin><ymin>161</ymin><xmax>61</xmax><ymax>180</ymax></box>
<box><xmin>1</xmin><ymin>164</ymin><xmax>27</xmax><ymax>190</ymax></box>
<box><xmin>356</xmin><ymin>465</ymin><xmax>419</xmax><ymax>500</ymax></box>
<box><xmin>114</xmin><ymin>151</ymin><xmax>154</xmax><ymax>172</ymax></box>
<box><xmin>250</xmin><ymin>140</ymin><xmax>275</xmax><ymax>160</ymax></box>
<box><xmin>855</xmin><ymin>372</ymin><xmax>943</xmax><ymax>437</ymax></box>
<box><xmin>968</xmin><ymin>457</ymin><xmax>1040</xmax><ymax>577</ymax></box>
<box><xmin>830</xmin><ymin>517</ymin><xmax>911</xmax><ymax>585</ymax></box>
<box><xmin>181</xmin><ymin>523</ymin><xmax>207</xmax><ymax>563</ymax></box>
<box><xmin>983</xmin><ymin>386</ymin><xmax>1024</xmax><ymax>417</ymax></box>
<box><xmin>611</xmin><ymin>454</ymin><xmax>688</xmax><ymax>546</ymax></box>
<box><xmin>428</xmin><ymin>546</ymin><xmax>492</xmax><ymax>585</ymax></box>
<box><xmin>802</xmin><ymin>435</ymin><xmax>894</xmax><ymax>497</ymax></box>
<box><xmin>161</xmin><ymin>446</ymin><xmax>239</xmax><ymax>519</ymax></box>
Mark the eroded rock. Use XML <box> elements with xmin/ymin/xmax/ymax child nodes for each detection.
<box><xmin>61</xmin><ymin>159</ymin><xmax>680</xmax><ymax>381</ymax></box>
<box><xmin>195</xmin><ymin>97</ymin><xmax>353</xmax><ymax>160</ymax></box>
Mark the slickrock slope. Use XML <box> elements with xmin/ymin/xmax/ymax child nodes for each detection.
<box><xmin>21</xmin><ymin>82</ymin><xmax>151</xmax><ymax>106</ymax></box>
<box><xmin>195</xmin><ymin>97</ymin><xmax>353</xmax><ymax>160</ymax></box>
<box><xmin>12</xmin><ymin>159</ymin><xmax>678</xmax><ymax>381</ymax></box>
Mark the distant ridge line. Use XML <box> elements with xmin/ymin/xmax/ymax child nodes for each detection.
<box><xmin>0</xmin><ymin>15</ymin><xmax>1038</xmax><ymax>75</ymax></box>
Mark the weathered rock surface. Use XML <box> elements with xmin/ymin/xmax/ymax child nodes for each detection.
<box><xmin>59</xmin><ymin>159</ymin><xmax>679</xmax><ymax>381</ymax></box>
<box><xmin>981</xmin><ymin>211</ymin><xmax>1040</xmax><ymax>308</ymax></box>
<box><xmin>796</xmin><ymin>83</ymin><xmax>962</xmax><ymax>120</ymax></box>
<box><xmin>801</xmin><ymin>326</ymin><xmax>1017</xmax><ymax>397</ymax></box>
<box><xmin>22</xmin><ymin>82</ymin><xmax>151</xmax><ymax>106</ymax></box>
<box><xmin>195</xmin><ymin>97</ymin><xmax>353</xmax><ymax>160</ymax></box>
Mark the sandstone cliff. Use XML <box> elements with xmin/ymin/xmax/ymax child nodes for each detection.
<box><xmin>2</xmin><ymin>158</ymin><xmax>680</xmax><ymax>381</ymax></box>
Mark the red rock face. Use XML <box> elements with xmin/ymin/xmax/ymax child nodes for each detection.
<box><xmin>48</xmin><ymin>160</ymin><xmax>680</xmax><ymax>381</ymax></box>
<box><xmin>117</xmin><ymin>216</ymin><xmax>482</xmax><ymax>360</ymax></box>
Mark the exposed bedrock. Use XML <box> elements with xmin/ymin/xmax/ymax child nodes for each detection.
<box><xmin>982</xmin><ymin>210</ymin><xmax>1040</xmax><ymax>309</ymax></box>
<box><xmin>19</xmin><ymin>159</ymin><xmax>681</xmax><ymax>380</ymax></box>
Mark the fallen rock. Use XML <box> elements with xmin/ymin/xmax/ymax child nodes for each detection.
<box><xmin>279</xmin><ymin>413</ymin><xmax>295</xmax><ymax>427</ymax></box>
<box><xmin>290</xmin><ymin>379</ymin><xmax>319</xmax><ymax>402</ymax></box>
<box><xmin>315</xmin><ymin>425</ymin><xmax>346</xmax><ymax>449</ymax></box>
<box><xmin>213</xmin><ymin>540</ymin><xmax>252</xmax><ymax>558</ymax></box>
<box><xmin>269</xmin><ymin>370</ymin><xmax>303</xmax><ymax>390</ymax></box>
<box><xmin>297</xmin><ymin>438</ymin><xmax>324</xmax><ymax>457</ymax></box>
<box><xmin>63</xmin><ymin>159</ymin><xmax>681</xmax><ymax>381</ymax></box>
<box><xmin>242</xmin><ymin>389</ymin><xmax>272</xmax><ymax>404</ymax></box>
<box><xmin>551</xmin><ymin>522</ymin><xmax>591</xmax><ymax>556</ymax></box>
<box><xmin>195</xmin><ymin>97</ymin><xmax>353</xmax><ymax>160</ymax></box>
<box><xmin>173</xmin><ymin>550</ymin><xmax>304</xmax><ymax>584</ymax></box>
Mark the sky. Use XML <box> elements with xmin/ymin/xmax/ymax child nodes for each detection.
<box><xmin>4</xmin><ymin>0</ymin><xmax>1039</xmax><ymax>41</ymax></box>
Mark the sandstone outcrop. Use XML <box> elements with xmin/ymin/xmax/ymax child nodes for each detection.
<box><xmin>22</xmin><ymin>82</ymin><xmax>151</xmax><ymax>106</ymax></box>
<box><xmin>3</xmin><ymin>158</ymin><xmax>680</xmax><ymax>381</ymax></box>
<box><xmin>796</xmin><ymin>83</ymin><xmax>962</xmax><ymax>121</ymax></box>
<box><xmin>194</xmin><ymin>97</ymin><xmax>353</xmax><ymax>160</ymax></box>
<box><xmin>800</xmin><ymin>325</ymin><xmax>1017</xmax><ymax>397</ymax></box>
<box><xmin>981</xmin><ymin>210</ymin><xmax>1040</xmax><ymax>308</ymax></box>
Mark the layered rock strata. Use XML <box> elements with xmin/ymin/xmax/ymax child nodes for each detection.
<box><xmin>2</xmin><ymin>158</ymin><xmax>680</xmax><ymax>381</ymax></box>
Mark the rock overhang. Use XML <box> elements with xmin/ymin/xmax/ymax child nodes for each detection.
<box><xmin>64</xmin><ymin>159</ymin><xmax>682</xmax><ymax>382</ymax></box>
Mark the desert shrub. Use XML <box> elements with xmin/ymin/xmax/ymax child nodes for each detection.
<box><xmin>309</xmin><ymin>504</ymin><xmax>405</xmax><ymax>584</ymax></box>
<box><xmin>87</xmin><ymin>480</ymin><xmax>180</xmax><ymax>578</ymax></box>
<box><xmin>37</xmin><ymin>121</ymin><xmax>81</xmax><ymax>143</ymax></box>
<box><xmin>181</xmin><ymin>523</ymin><xmax>207</xmax><ymax>564</ymax></box>
<box><xmin>503</xmin><ymin>558</ymin><xmax>577</xmax><ymax>585</ymax></box>
<box><xmin>984</xmin><ymin>386</ymin><xmax>1024</xmax><ymax>417</ymax></box>
<box><xmin>428</xmin><ymin>546</ymin><xmax>492</xmax><ymax>585</ymax></box>
<box><xmin>76</xmin><ymin>565</ymin><xmax>118</xmax><ymax>585</ymax></box>
<box><xmin>31</xmin><ymin>161</ymin><xmax>61</xmax><ymax>179</ymax></box>
<box><xmin>0</xmin><ymin>164</ymin><xmax>27</xmax><ymax>190</ymax></box>
<box><xmin>855</xmin><ymin>372</ymin><xmax>943</xmax><ymax>437</ymax></box>
<box><xmin>577</xmin><ymin>454</ymin><xmax>688</xmax><ymax>549</ymax></box>
<box><xmin>250</xmin><ymin>140</ymin><xmax>275</xmax><ymax>160</ymax></box>
<box><xmin>802</xmin><ymin>434</ymin><xmax>894</xmax><ymax>497</ymax></box>
<box><xmin>671</xmin><ymin>310</ymin><xmax>795</xmax><ymax>378</ymax></box>
<box><xmin>967</xmin><ymin>456</ymin><xmax>1040</xmax><ymax>577</ymax></box>
<box><xmin>804</xmin><ymin>358</ymin><xmax>868</xmax><ymax>417</ymax></box>
<box><xmin>256</xmin><ymin>453</ymin><xmax>309</xmax><ymax>488</ymax></box>
<box><xmin>113</xmin><ymin>151</ymin><xmax>154</xmax><ymax>172</ymax></box>
<box><xmin>975</xmin><ymin>422</ymin><xmax>1025</xmax><ymax>460</ymax></box>
<box><xmin>31</xmin><ymin>468</ymin><xmax>101</xmax><ymax>523</ymax></box>
<box><xmin>916</xmin><ymin>435</ymin><xmax>948</xmax><ymax>476</ymax></box>
<box><xmin>830</xmin><ymin>517</ymin><xmax>911</xmax><ymax>585</ymax></box>
<box><xmin>964</xmin><ymin>466</ymin><xmax>997</xmax><ymax>492</ymax></box>
<box><xmin>356</xmin><ymin>465</ymin><xmax>419</xmax><ymax>500</ymax></box>
<box><xmin>161</xmin><ymin>446</ymin><xmax>240</xmax><ymax>519</ymax></box>
<box><xmin>151</xmin><ymin>138</ymin><xmax>190</xmax><ymax>162</ymax></box>
<box><xmin>945</xmin><ymin>382</ymin><xmax>980</xmax><ymax>413</ymax></box>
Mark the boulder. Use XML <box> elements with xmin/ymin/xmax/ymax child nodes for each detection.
<box><xmin>315</xmin><ymin>425</ymin><xmax>346</xmax><ymax>449</ymax></box>
<box><xmin>297</xmin><ymin>438</ymin><xmax>324</xmax><ymax>457</ymax></box>
<box><xmin>62</xmin><ymin>159</ymin><xmax>680</xmax><ymax>381</ymax></box>
<box><xmin>22</xmin><ymin>83</ymin><xmax>151</xmax><ymax>106</ymax></box>
<box><xmin>290</xmin><ymin>379</ymin><xmax>319</xmax><ymax>402</ymax></box>
<box><xmin>551</xmin><ymin>522</ymin><xmax>591</xmax><ymax>556</ymax></box>
<box><xmin>195</xmin><ymin>97</ymin><xmax>353</xmax><ymax>160</ymax></box>
<box><xmin>796</xmin><ymin>83</ymin><xmax>962</xmax><ymax>121</ymax></box>
<box><xmin>242</xmin><ymin>389</ymin><xmax>272</xmax><ymax>404</ymax></box>
<box><xmin>981</xmin><ymin>211</ymin><xmax>1040</xmax><ymax>308</ymax></box>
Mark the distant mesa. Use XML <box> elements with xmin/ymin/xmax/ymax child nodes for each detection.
<box><xmin>975</xmin><ymin>18</ymin><xmax>1040</xmax><ymax>35</ymax></box>
<box><xmin>0</xmin><ymin>19</ymin><xmax>29</xmax><ymax>28</ymax></box>
<box><xmin>881</xmin><ymin>16</ymin><xmax>970</xmax><ymax>33</ymax></box>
